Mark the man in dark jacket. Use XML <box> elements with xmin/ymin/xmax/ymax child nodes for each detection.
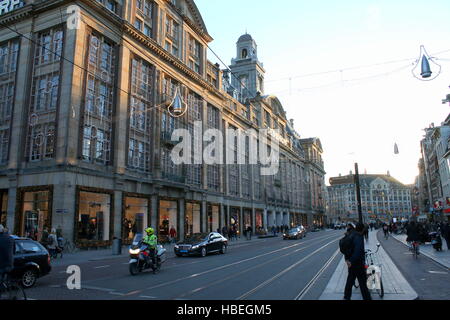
<box><xmin>441</xmin><ymin>222</ymin><xmax>450</xmax><ymax>251</ymax></box>
<box><xmin>406</xmin><ymin>221</ymin><xmax>420</xmax><ymax>243</ymax></box>
<box><xmin>344</xmin><ymin>223</ymin><xmax>372</xmax><ymax>300</ymax></box>
<box><xmin>0</xmin><ymin>224</ymin><xmax>14</xmax><ymax>282</ymax></box>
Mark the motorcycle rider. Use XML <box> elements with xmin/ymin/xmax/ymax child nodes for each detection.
<box><xmin>143</xmin><ymin>227</ymin><xmax>157</xmax><ymax>266</ymax></box>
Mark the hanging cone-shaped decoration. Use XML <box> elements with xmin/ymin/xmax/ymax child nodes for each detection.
<box><xmin>168</xmin><ymin>87</ymin><xmax>187</xmax><ymax>117</ymax></box>
<box><xmin>394</xmin><ymin>143</ymin><xmax>399</xmax><ymax>155</ymax></box>
<box><xmin>412</xmin><ymin>45</ymin><xmax>441</xmax><ymax>81</ymax></box>
<box><xmin>420</xmin><ymin>55</ymin><xmax>432</xmax><ymax>78</ymax></box>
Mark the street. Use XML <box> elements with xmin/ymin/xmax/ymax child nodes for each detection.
<box><xmin>25</xmin><ymin>230</ymin><xmax>343</xmax><ymax>300</ymax></box>
<box><xmin>377</xmin><ymin>232</ymin><xmax>450</xmax><ymax>300</ymax></box>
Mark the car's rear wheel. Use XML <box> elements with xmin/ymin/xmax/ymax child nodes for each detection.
<box><xmin>200</xmin><ymin>247</ymin><xmax>207</xmax><ymax>257</ymax></box>
<box><xmin>22</xmin><ymin>269</ymin><xmax>37</xmax><ymax>288</ymax></box>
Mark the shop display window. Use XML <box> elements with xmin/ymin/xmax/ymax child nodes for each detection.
<box><xmin>21</xmin><ymin>191</ymin><xmax>50</xmax><ymax>241</ymax></box>
<box><xmin>77</xmin><ymin>191</ymin><xmax>111</xmax><ymax>242</ymax></box>
<box><xmin>123</xmin><ymin>196</ymin><xmax>149</xmax><ymax>242</ymax></box>
<box><xmin>159</xmin><ymin>200</ymin><xmax>177</xmax><ymax>242</ymax></box>
<box><xmin>185</xmin><ymin>202</ymin><xmax>200</xmax><ymax>237</ymax></box>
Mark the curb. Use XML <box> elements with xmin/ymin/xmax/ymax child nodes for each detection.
<box><xmin>320</xmin><ymin>230</ymin><xmax>418</xmax><ymax>300</ymax></box>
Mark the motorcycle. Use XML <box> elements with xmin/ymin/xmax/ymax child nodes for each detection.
<box><xmin>129</xmin><ymin>234</ymin><xmax>167</xmax><ymax>276</ymax></box>
<box><xmin>429</xmin><ymin>232</ymin><xmax>443</xmax><ymax>252</ymax></box>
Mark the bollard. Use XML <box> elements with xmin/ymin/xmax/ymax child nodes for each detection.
<box><xmin>112</xmin><ymin>238</ymin><xmax>122</xmax><ymax>255</ymax></box>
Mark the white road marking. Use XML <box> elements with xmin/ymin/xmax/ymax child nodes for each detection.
<box><xmin>295</xmin><ymin>248</ymin><xmax>341</xmax><ymax>300</ymax></box>
<box><xmin>109</xmin><ymin>292</ymin><xmax>125</xmax><ymax>296</ymax></box>
<box><xmin>94</xmin><ymin>265</ymin><xmax>110</xmax><ymax>269</ymax></box>
<box><xmin>237</xmin><ymin>239</ymin><xmax>339</xmax><ymax>300</ymax></box>
<box><xmin>140</xmin><ymin>295</ymin><xmax>157</xmax><ymax>299</ymax></box>
<box><xmin>81</xmin><ymin>285</ymin><xmax>115</xmax><ymax>292</ymax></box>
<box><xmin>428</xmin><ymin>271</ymin><xmax>448</xmax><ymax>275</ymax></box>
<box><xmin>139</xmin><ymin>233</ymin><xmax>341</xmax><ymax>293</ymax></box>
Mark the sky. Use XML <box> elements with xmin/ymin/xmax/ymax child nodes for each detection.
<box><xmin>195</xmin><ymin>0</ymin><xmax>450</xmax><ymax>186</ymax></box>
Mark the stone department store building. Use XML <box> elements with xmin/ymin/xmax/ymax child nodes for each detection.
<box><xmin>327</xmin><ymin>173</ymin><xmax>412</xmax><ymax>224</ymax></box>
<box><xmin>0</xmin><ymin>0</ymin><xmax>326</xmax><ymax>247</ymax></box>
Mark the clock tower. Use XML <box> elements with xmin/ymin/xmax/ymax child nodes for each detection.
<box><xmin>229</xmin><ymin>33</ymin><xmax>266</xmax><ymax>101</ymax></box>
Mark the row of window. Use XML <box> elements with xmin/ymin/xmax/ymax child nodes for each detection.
<box><xmin>0</xmin><ymin>27</ymin><xmax>311</xmax><ymax>202</ymax></box>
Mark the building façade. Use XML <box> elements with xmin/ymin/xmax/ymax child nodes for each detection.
<box><xmin>0</xmin><ymin>0</ymin><xmax>326</xmax><ymax>248</ymax></box>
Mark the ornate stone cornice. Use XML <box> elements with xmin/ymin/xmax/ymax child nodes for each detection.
<box><xmin>0</xmin><ymin>3</ymin><xmax>32</xmax><ymax>27</ymax></box>
<box><xmin>122</xmin><ymin>22</ymin><xmax>225</xmax><ymax>100</ymax></box>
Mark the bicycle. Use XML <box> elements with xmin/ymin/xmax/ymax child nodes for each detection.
<box><xmin>62</xmin><ymin>239</ymin><xmax>77</xmax><ymax>254</ymax></box>
<box><xmin>354</xmin><ymin>244</ymin><xmax>384</xmax><ymax>298</ymax></box>
<box><xmin>0</xmin><ymin>274</ymin><xmax>27</xmax><ymax>300</ymax></box>
<box><xmin>410</xmin><ymin>241</ymin><xmax>420</xmax><ymax>259</ymax></box>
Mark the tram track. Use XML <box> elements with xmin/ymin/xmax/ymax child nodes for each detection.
<box><xmin>172</xmin><ymin>233</ymin><xmax>341</xmax><ymax>300</ymax></box>
<box><xmin>120</xmin><ymin>232</ymin><xmax>342</xmax><ymax>298</ymax></box>
<box><xmin>236</xmin><ymin>236</ymin><xmax>341</xmax><ymax>300</ymax></box>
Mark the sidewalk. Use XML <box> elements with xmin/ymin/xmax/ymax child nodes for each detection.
<box><xmin>391</xmin><ymin>233</ymin><xmax>450</xmax><ymax>269</ymax></box>
<box><xmin>320</xmin><ymin>230</ymin><xmax>418</xmax><ymax>300</ymax></box>
<box><xmin>50</xmin><ymin>234</ymin><xmax>270</xmax><ymax>268</ymax></box>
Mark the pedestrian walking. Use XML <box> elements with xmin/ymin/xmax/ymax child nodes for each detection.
<box><xmin>342</xmin><ymin>223</ymin><xmax>372</xmax><ymax>300</ymax></box>
<box><xmin>47</xmin><ymin>228</ymin><xmax>59</xmax><ymax>259</ymax></box>
<box><xmin>246</xmin><ymin>226</ymin><xmax>252</xmax><ymax>240</ymax></box>
<box><xmin>169</xmin><ymin>226</ymin><xmax>177</xmax><ymax>244</ymax></box>
<box><xmin>40</xmin><ymin>228</ymin><xmax>49</xmax><ymax>249</ymax></box>
<box><xmin>363</xmin><ymin>223</ymin><xmax>369</xmax><ymax>242</ymax></box>
<box><xmin>222</xmin><ymin>226</ymin><xmax>228</xmax><ymax>239</ymax></box>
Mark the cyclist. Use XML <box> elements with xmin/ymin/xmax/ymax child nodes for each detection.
<box><xmin>406</xmin><ymin>221</ymin><xmax>420</xmax><ymax>254</ymax></box>
<box><xmin>0</xmin><ymin>225</ymin><xmax>14</xmax><ymax>283</ymax></box>
<box><xmin>382</xmin><ymin>223</ymin><xmax>389</xmax><ymax>239</ymax></box>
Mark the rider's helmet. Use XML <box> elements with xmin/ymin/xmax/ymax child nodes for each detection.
<box><xmin>145</xmin><ymin>227</ymin><xmax>154</xmax><ymax>235</ymax></box>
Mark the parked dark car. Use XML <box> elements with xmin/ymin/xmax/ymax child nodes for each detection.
<box><xmin>283</xmin><ymin>226</ymin><xmax>306</xmax><ymax>240</ymax></box>
<box><xmin>174</xmin><ymin>232</ymin><xmax>228</xmax><ymax>257</ymax></box>
<box><xmin>10</xmin><ymin>236</ymin><xmax>52</xmax><ymax>288</ymax></box>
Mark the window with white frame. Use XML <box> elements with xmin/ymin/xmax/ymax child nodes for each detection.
<box><xmin>81</xmin><ymin>32</ymin><xmax>116</xmax><ymax>165</ymax></box>
<box><xmin>0</xmin><ymin>39</ymin><xmax>19</xmax><ymax>164</ymax></box>
<box><xmin>228</xmin><ymin>124</ymin><xmax>240</xmax><ymax>197</ymax></box>
<box><xmin>128</xmin><ymin>57</ymin><xmax>153</xmax><ymax>172</ymax></box>
<box><xmin>135</xmin><ymin>0</ymin><xmax>154</xmax><ymax>38</ymax></box>
<box><xmin>207</xmin><ymin>105</ymin><xmax>220</xmax><ymax>191</ymax></box>
<box><xmin>160</xmin><ymin>74</ymin><xmax>184</xmax><ymax>182</ymax></box>
<box><xmin>186</xmin><ymin>92</ymin><xmax>202</xmax><ymax>187</ymax></box>
<box><xmin>188</xmin><ymin>35</ymin><xmax>201</xmax><ymax>74</ymax></box>
<box><xmin>241</xmin><ymin>135</ymin><xmax>251</xmax><ymax>198</ymax></box>
<box><xmin>26</xmin><ymin>28</ymin><xmax>63</xmax><ymax>162</ymax></box>
<box><xmin>165</xmin><ymin>15</ymin><xmax>179</xmax><ymax>57</ymax></box>
<box><xmin>96</xmin><ymin>0</ymin><xmax>119</xmax><ymax>14</ymax></box>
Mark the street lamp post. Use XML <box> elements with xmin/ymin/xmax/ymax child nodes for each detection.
<box><xmin>354</xmin><ymin>163</ymin><xmax>363</xmax><ymax>224</ymax></box>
